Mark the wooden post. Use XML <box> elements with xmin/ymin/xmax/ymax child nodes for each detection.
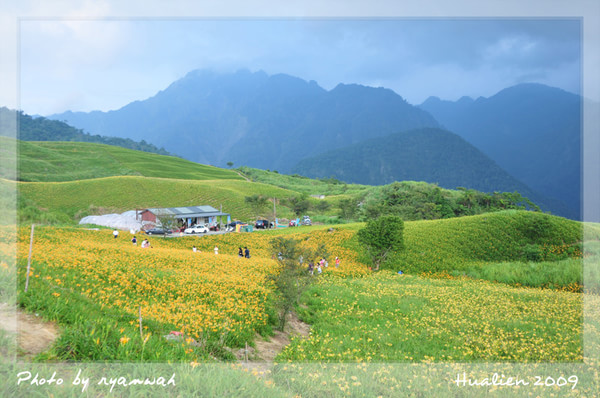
<box><xmin>24</xmin><ymin>224</ymin><xmax>34</xmax><ymax>293</ymax></box>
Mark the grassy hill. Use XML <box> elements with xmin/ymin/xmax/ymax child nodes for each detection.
<box><xmin>7</xmin><ymin>139</ymin><xmax>540</xmax><ymax>226</ymax></box>
<box><xmin>14</xmin><ymin>176</ymin><xmax>305</xmax><ymax>222</ymax></box>
<box><xmin>1</xmin><ymin>137</ymin><xmax>242</xmax><ymax>182</ymax></box>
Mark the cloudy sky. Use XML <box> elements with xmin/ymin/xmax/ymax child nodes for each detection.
<box><xmin>2</xmin><ymin>1</ymin><xmax>598</xmax><ymax>116</ymax></box>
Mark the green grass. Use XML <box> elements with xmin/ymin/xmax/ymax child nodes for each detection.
<box><xmin>238</xmin><ymin>166</ymin><xmax>373</xmax><ymax>197</ymax></box>
<box><xmin>15</xmin><ymin>176</ymin><xmax>303</xmax><ymax>222</ymax></box>
<box><xmin>281</xmin><ymin>271</ymin><xmax>583</xmax><ymax>362</ymax></box>
<box><xmin>455</xmin><ymin>258</ymin><xmax>582</xmax><ymax>291</ymax></box>
<box><xmin>4</xmin><ymin>137</ymin><xmax>243</xmax><ymax>182</ymax></box>
<box><xmin>391</xmin><ymin>210</ymin><xmax>582</xmax><ymax>273</ymax></box>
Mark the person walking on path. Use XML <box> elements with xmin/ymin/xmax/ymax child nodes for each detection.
<box><xmin>131</xmin><ymin>236</ymin><xmax>137</xmax><ymax>245</ymax></box>
<box><xmin>113</xmin><ymin>229</ymin><xmax>119</xmax><ymax>239</ymax></box>
<box><xmin>335</xmin><ymin>257</ymin><xmax>340</xmax><ymax>268</ymax></box>
<box><xmin>244</xmin><ymin>247</ymin><xmax>250</xmax><ymax>258</ymax></box>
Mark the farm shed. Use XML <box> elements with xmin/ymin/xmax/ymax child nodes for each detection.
<box><xmin>137</xmin><ymin>206</ymin><xmax>230</xmax><ymax>228</ymax></box>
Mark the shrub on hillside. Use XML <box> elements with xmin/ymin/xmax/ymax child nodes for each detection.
<box><xmin>357</xmin><ymin>215</ymin><xmax>405</xmax><ymax>271</ymax></box>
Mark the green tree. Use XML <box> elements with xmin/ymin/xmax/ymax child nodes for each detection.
<box><xmin>338</xmin><ymin>197</ymin><xmax>359</xmax><ymax>221</ymax></box>
<box><xmin>226</xmin><ymin>161</ymin><xmax>234</xmax><ymax>168</ymax></box>
<box><xmin>287</xmin><ymin>194</ymin><xmax>310</xmax><ymax>217</ymax></box>
<box><xmin>357</xmin><ymin>215</ymin><xmax>405</xmax><ymax>271</ymax></box>
<box><xmin>245</xmin><ymin>194</ymin><xmax>270</xmax><ymax>220</ymax></box>
<box><xmin>269</xmin><ymin>237</ymin><xmax>327</xmax><ymax>331</ymax></box>
<box><xmin>314</xmin><ymin>200</ymin><xmax>330</xmax><ymax>213</ymax></box>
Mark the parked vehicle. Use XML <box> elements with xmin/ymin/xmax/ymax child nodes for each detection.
<box><xmin>184</xmin><ymin>225</ymin><xmax>209</xmax><ymax>234</ymax></box>
<box><xmin>289</xmin><ymin>220</ymin><xmax>297</xmax><ymax>227</ymax></box>
<box><xmin>145</xmin><ymin>228</ymin><xmax>168</xmax><ymax>235</ymax></box>
<box><xmin>302</xmin><ymin>215</ymin><xmax>312</xmax><ymax>226</ymax></box>
<box><xmin>254</xmin><ymin>219</ymin><xmax>271</xmax><ymax>229</ymax></box>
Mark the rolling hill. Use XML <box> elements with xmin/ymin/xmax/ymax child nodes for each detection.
<box><xmin>14</xmin><ymin>176</ymin><xmax>299</xmax><ymax>222</ymax></box>
<box><xmin>4</xmin><ymin>139</ymin><xmax>556</xmax><ymax>226</ymax></box>
<box><xmin>0</xmin><ymin>137</ymin><xmax>242</xmax><ymax>182</ymax></box>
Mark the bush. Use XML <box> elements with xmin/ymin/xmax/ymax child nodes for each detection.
<box><xmin>357</xmin><ymin>215</ymin><xmax>405</xmax><ymax>271</ymax></box>
<box><xmin>522</xmin><ymin>244</ymin><xmax>543</xmax><ymax>261</ymax></box>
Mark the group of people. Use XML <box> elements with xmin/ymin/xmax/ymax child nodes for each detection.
<box><xmin>238</xmin><ymin>247</ymin><xmax>251</xmax><ymax>258</ymax></box>
<box><xmin>130</xmin><ymin>234</ymin><xmax>151</xmax><ymax>248</ymax></box>
<box><xmin>114</xmin><ymin>229</ymin><xmax>340</xmax><ymax>267</ymax></box>
<box><xmin>307</xmin><ymin>256</ymin><xmax>340</xmax><ymax>275</ymax></box>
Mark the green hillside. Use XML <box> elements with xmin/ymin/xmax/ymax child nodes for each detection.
<box><xmin>395</xmin><ymin>210</ymin><xmax>582</xmax><ymax>273</ymax></box>
<box><xmin>1</xmin><ymin>137</ymin><xmax>242</xmax><ymax>182</ymax></box>
<box><xmin>13</xmin><ymin>176</ymin><xmax>302</xmax><ymax>222</ymax></box>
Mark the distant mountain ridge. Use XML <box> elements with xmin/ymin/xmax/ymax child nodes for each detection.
<box><xmin>419</xmin><ymin>83</ymin><xmax>581</xmax><ymax>219</ymax></box>
<box><xmin>291</xmin><ymin>127</ymin><xmax>572</xmax><ymax>217</ymax></box>
<box><xmin>0</xmin><ymin>107</ymin><xmax>171</xmax><ymax>156</ymax></box>
<box><xmin>49</xmin><ymin>69</ymin><xmax>440</xmax><ymax>172</ymax></box>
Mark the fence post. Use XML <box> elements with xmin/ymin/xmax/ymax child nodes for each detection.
<box><xmin>24</xmin><ymin>224</ymin><xmax>35</xmax><ymax>292</ymax></box>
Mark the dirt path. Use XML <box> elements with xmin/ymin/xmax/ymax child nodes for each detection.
<box><xmin>0</xmin><ymin>303</ymin><xmax>305</xmax><ymax>365</ymax></box>
<box><xmin>234</xmin><ymin>170</ymin><xmax>251</xmax><ymax>182</ymax></box>
<box><xmin>0</xmin><ymin>303</ymin><xmax>59</xmax><ymax>360</ymax></box>
<box><xmin>234</xmin><ymin>312</ymin><xmax>310</xmax><ymax>375</ymax></box>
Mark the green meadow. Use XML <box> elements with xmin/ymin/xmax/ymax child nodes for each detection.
<box><xmin>2</xmin><ymin>137</ymin><xmax>243</xmax><ymax>182</ymax></box>
<box><xmin>3</xmin><ymin>139</ymin><xmax>600</xmax><ymax>396</ymax></box>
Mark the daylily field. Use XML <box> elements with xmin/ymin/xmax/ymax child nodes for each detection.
<box><xmin>7</xmin><ymin>213</ymin><xmax>600</xmax><ymax>396</ymax></box>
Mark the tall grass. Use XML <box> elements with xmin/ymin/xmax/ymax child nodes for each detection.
<box><xmin>453</xmin><ymin>258</ymin><xmax>582</xmax><ymax>292</ymax></box>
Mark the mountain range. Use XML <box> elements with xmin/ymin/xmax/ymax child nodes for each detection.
<box><xmin>49</xmin><ymin>69</ymin><xmax>440</xmax><ymax>172</ymax></box>
<box><xmin>47</xmin><ymin>69</ymin><xmax>581</xmax><ymax>219</ymax></box>
<box><xmin>419</xmin><ymin>83</ymin><xmax>581</xmax><ymax>220</ymax></box>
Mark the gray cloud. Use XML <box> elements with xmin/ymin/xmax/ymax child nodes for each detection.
<box><xmin>18</xmin><ymin>18</ymin><xmax>582</xmax><ymax>114</ymax></box>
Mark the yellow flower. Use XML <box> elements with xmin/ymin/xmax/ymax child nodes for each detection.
<box><xmin>119</xmin><ymin>336</ymin><xmax>130</xmax><ymax>345</ymax></box>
